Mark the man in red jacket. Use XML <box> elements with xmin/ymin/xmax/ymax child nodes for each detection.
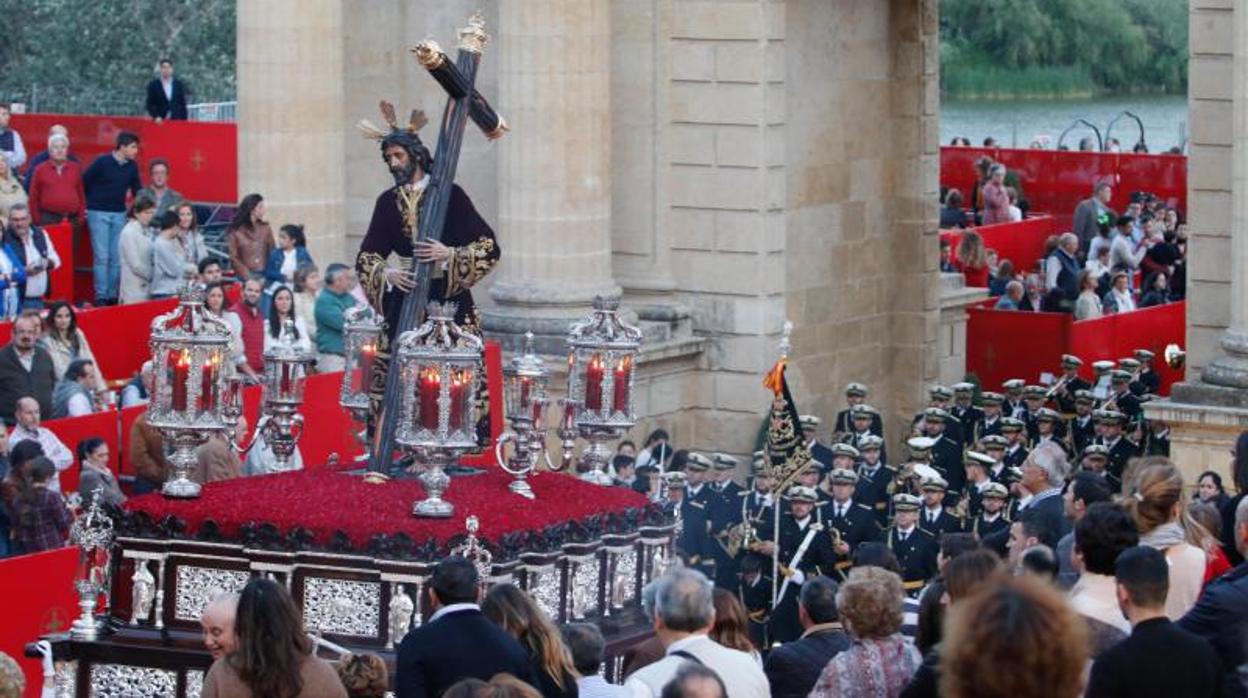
<box><xmin>27</xmin><ymin>134</ymin><xmax>85</xmax><ymax>228</ymax></box>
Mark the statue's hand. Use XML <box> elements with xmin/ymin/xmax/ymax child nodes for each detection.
<box><xmin>385</xmin><ymin>267</ymin><xmax>417</xmax><ymax>292</ymax></box>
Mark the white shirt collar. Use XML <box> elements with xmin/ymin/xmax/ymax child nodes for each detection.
<box><xmin>897</xmin><ymin>524</ymin><xmax>915</xmax><ymax>536</ymax></box>
<box><xmin>666</xmin><ymin>634</ymin><xmax>710</xmax><ymax>655</ymax></box>
<box><xmin>428</xmin><ymin>602</ymin><xmax>478</xmax><ymax>624</ymax></box>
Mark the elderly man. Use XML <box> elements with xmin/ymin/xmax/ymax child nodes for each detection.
<box><xmin>995</xmin><ymin>280</ymin><xmax>1024</xmax><ymax>310</ymax></box>
<box><xmin>200</xmin><ymin>592</ymin><xmax>239</xmax><ymax>661</ymax></box>
<box><xmin>314</xmin><ymin>263</ymin><xmax>360</xmax><ymax>372</ymax></box>
<box><xmin>0</xmin><ymin>313</ymin><xmax>57</xmax><ymax>424</ymax></box>
<box><xmin>764</xmin><ymin>576</ymin><xmax>849</xmax><ymax>698</ymax></box>
<box><xmin>623</xmin><ymin>568</ymin><xmax>769</xmax><ymax>698</ymax></box>
<box><xmin>121</xmin><ymin>360</ymin><xmax>155</xmax><ymax>408</ymax></box>
<box><xmin>4</xmin><ymin>203</ymin><xmax>62</xmax><ymax>309</ymax></box>
<box><xmin>8</xmin><ymin>396</ymin><xmax>73</xmax><ymax>492</ymax></box>
<box><xmin>1045</xmin><ymin>232</ymin><xmax>1082</xmax><ymax>310</ymax></box>
<box><xmin>50</xmin><ymin>358</ymin><xmax>99</xmax><ymax>418</ymax></box>
<box><xmin>22</xmin><ymin>125</ymin><xmax>76</xmax><ymax>191</ymax></box>
<box><xmin>1017</xmin><ymin>442</ymin><xmax>1071</xmax><ymax>538</ymax></box>
<box><xmin>27</xmin><ymin>133</ymin><xmax>85</xmax><ymax>227</ymax></box>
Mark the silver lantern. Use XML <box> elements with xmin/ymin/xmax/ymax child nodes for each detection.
<box><xmin>339</xmin><ymin>305</ymin><xmax>383</xmax><ymax>453</ymax></box>
<box><xmin>559</xmin><ymin>296</ymin><xmax>643</xmax><ymax>485</ymax></box>
<box><xmin>146</xmin><ymin>284</ymin><xmax>232</xmax><ymax>498</ymax></box>
<box><xmin>394</xmin><ymin>302</ymin><xmax>484</xmax><ymax>517</ymax></box>
<box><xmin>494</xmin><ymin>331</ymin><xmax>552</xmax><ymax>499</ymax></box>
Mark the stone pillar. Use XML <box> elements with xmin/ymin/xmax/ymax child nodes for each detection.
<box><xmin>236</xmin><ymin>0</ymin><xmax>347</xmax><ymax>265</ymax></box>
<box><xmin>483</xmin><ymin>0</ymin><xmax>619</xmax><ymax>350</ymax></box>
<box><xmin>1203</xmin><ymin>0</ymin><xmax>1248</xmax><ymax>388</ymax></box>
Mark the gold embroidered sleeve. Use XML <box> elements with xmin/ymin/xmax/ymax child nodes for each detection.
<box><xmin>356</xmin><ymin>250</ymin><xmax>389</xmax><ymax>312</ymax></box>
<box><xmin>445</xmin><ymin>237</ymin><xmax>499</xmax><ymax>297</ymax></box>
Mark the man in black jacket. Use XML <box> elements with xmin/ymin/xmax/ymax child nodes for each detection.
<box><xmin>1180</xmin><ymin>497</ymin><xmax>1248</xmax><ymax>698</ymax></box>
<box><xmin>764</xmin><ymin>576</ymin><xmax>850</xmax><ymax>698</ymax></box>
<box><xmin>0</xmin><ymin>313</ymin><xmax>57</xmax><ymax>425</ymax></box>
<box><xmin>395</xmin><ymin>556</ymin><xmax>536</xmax><ymax>698</ymax></box>
<box><xmin>1088</xmin><ymin>546</ymin><xmax>1220</xmax><ymax>698</ymax></box>
<box><xmin>145</xmin><ymin>59</ymin><xmax>189</xmax><ymax>121</ymax></box>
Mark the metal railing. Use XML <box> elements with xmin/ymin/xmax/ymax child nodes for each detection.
<box><xmin>187</xmin><ymin>101</ymin><xmax>237</xmax><ymax>122</ymax></box>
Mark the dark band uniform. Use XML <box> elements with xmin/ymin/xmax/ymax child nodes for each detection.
<box><xmin>886</xmin><ymin>493</ymin><xmax>939</xmax><ymax>596</ymax></box>
<box><xmin>758</xmin><ymin>486</ymin><xmax>838</xmax><ymax>643</ymax></box>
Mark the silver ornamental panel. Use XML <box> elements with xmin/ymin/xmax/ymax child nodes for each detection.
<box><xmin>303</xmin><ymin>577</ymin><xmax>382</xmax><ymax>638</ymax></box>
<box><xmin>527</xmin><ymin>567</ymin><xmax>562</xmax><ymax>620</ymax></box>
<box><xmin>570</xmin><ymin>557</ymin><xmax>599</xmax><ymax>619</ymax></box>
<box><xmin>614</xmin><ymin>548</ymin><xmax>638</xmax><ymax>606</ymax></box>
<box><xmin>89</xmin><ymin>664</ymin><xmax>177</xmax><ymax>698</ymax></box>
<box><xmin>174</xmin><ymin>566</ymin><xmax>251</xmax><ymax>621</ymax></box>
<box><xmin>53</xmin><ymin>660</ymin><xmax>76</xmax><ymax>698</ymax></box>
<box><xmin>185</xmin><ymin>670</ymin><xmax>204</xmax><ymax>698</ymax></box>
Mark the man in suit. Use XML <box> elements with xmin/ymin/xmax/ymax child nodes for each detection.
<box><xmin>886</xmin><ymin>493</ymin><xmax>939</xmax><ymax>596</ymax></box>
<box><xmin>1180</xmin><ymin>497</ymin><xmax>1248</xmax><ymax>698</ymax></box>
<box><xmin>1016</xmin><ymin>441</ymin><xmax>1071</xmax><ymax>540</ymax></box>
<box><xmin>1088</xmin><ymin>546</ymin><xmax>1221</xmax><ymax>697</ymax></box>
<box><xmin>825</xmin><ymin>468</ymin><xmax>881</xmax><ymax>578</ymax></box>
<box><xmin>0</xmin><ymin>313</ymin><xmax>58</xmax><ymax>426</ymax></box>
<box><xmin>395</xmin><ymin>556</ymin><xmax>536</xmax><ymax>698</ymax></box>
<box><xmin>145</xmin><ymin>59</ymin><xmax>189</xmax><ymax>122</ymax></box>
<box><xmin>763</xmin><ymin>576</ymin><xmax>850</xmax><ymax>698</ymax></box>
<box><xmin>1072</xmin><ymin>181</ymin><xmax>1114</xmax><ymax>255</ymax></box>
<box><xmin>624</xmin><ymin>567</ymin><xmax>770</xmax><ymax>698</ymax></box>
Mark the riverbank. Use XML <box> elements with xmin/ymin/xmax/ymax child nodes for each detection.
<box><xmin>940</xmin><ymin>95</ymin><xmax>1188</xmax><ymax>151</ymax></box>
<box><xmin>942</xmin><ymin>64</ymin><xmax>1097</xmax><ymax>101</ymax></box>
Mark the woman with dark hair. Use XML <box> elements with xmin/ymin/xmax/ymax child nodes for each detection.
<box><xmin>227</xmin><ymin>193</ymin><xmax>274</xmax><ymax>278</ymax></box>
<box><xmin>265</xmin><ymin>286</ymin><xmax>312</xmax><ymax>354</ymax></box>
<box><xmin>1139</xmin><ymin>271</ymin><xmax>1171</xmax><ymax>308</ymax></box>
<box><xmin>204</xmin><ymin>282</ymin><xmax>245</xmax><ymax>379</ymax></box>
<box><xmin>263</xmin><ymin>224</ymin><xmax>315</xmax><ymax>314</ymax></box>
<box><xmin>202</xmin><ymin>578</ymin><xmax>346</xmax><ymax>698</ymax></box>
<box><xmin>635</xmin><ymin>429</ymin><xmax>672</xmax><ymax>470</ymax></box>
<box><xmin>1196</xmin><ymin>470</ymin><xmax>1230</xmax><ymax>511</ymax></box>
<box><xmin>711</xmin><ymin>588</ymin><xmax>759</xmax><ymax>664</ymax></box>
<box><xmin>38</xmin><ymin>300</ymin><xmax>106</xmax><ymax>392</ymax></box>
<box><xmin>12</xmin><ymin>457</ymin><xmax>70</xmax><ymax>553</ymax></box>
<box><xmin>119</xmin><ymin>196</ymin><xmax>157</xmax><ymax>303</ymax></box>
<box><xmin>77</xmin><ymin>436</ymin><xmax>123</xmax><ymax>510</ymax></box>
<box><xmin>150</xmin><ymin>209</ymin><xmax>195</xmax><ymax>299</ymax></box>
<box><xmin>1221</xmin><ymin>431</ymin><xmax>1248</xmax><ymax>565</ymax></box>
<box><xmin>1</xmin><ymin>440</ymin><xmax>43</xmax><ymax>556</ymax></box>
<box><xmin>481</xmin><ymin>584</ymin><xmax>579</xmax><ymax>698</ymax></box>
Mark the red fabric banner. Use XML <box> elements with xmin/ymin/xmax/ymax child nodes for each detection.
<box><xmin>941</xmin><ymin>147</ymin><xmax>1187</xmax><ymax>231</ymax></box>
<box><xmin>941</xmin><ymin>215</ymin><xmax>1057</xmax><ymax>276</ymax></box>
<box><xmin>10</xmin><ymin>113</ymin><xmax>238</xmax><ymax>204</ymax></box>
<box><xmin>42</xmin><ymin>222</ymin><xmax>75</xmax><ymax>305</ymax></box>
<box><xmin>965</xmin><ymin>302</ymin><xmax>1186</xmax><ymax>396</ymax></box>
<box><xmin>0</xmin><ymin>548</ymin><xmax>79</xmax><ymax>698</ymax></box>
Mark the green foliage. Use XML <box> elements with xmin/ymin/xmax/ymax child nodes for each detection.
<box><xmin>0</xmin><ymin>0</ymin><xmax>235</xmax><ymax>114</ymax></box>
<box><xmin>941</xmin><ymin>0</ymin><xmax>1188</xmax><ymax>98</ymax></box>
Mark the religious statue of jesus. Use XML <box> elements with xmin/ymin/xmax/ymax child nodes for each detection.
<box><xmin>355</xmin><ymin>104</ymin><xmax>500</xmax><ymax>420</ymax></box>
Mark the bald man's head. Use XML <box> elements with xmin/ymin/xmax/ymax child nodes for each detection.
<box><xmin>200</xmin><ymin>592</ymin><xmax>239</xmax><ymax>660</ymax></box>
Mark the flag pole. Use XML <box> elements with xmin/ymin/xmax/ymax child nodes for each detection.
<box><xmin>769</xmin><ymin>320</ymin><xmax>792</xmax><ymax>611</ymax></box>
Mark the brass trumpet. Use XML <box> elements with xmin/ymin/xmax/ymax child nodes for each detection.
<box><xmin>1165</xmin><ymin>343</ymin><xmax>1186</xmax><ymax>369</ymax></box>
<box><xmin>1045</xmin><ymin>374</ymin><xmax>1071</xmax><ymax>400</ymax></box>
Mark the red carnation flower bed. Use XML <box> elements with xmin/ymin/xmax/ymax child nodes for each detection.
<box><xmin>124</xmin><ymin>468</ymin><xmax>649</xmax><ymax>551</ymax></box>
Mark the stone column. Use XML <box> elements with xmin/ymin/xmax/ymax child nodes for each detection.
<box><xmin>1203</xmin><ymin>0</ymin><xmax>1248</xmax><ymax>388</ymax></box>
<box><xmin>483</xmin><ymin>0</ymin><xmax>619</xmax><ymax>351</ymax></box>
<box><xmin>236</xmin><ymin>0</ymin><xmax>347</xmax><ymax>265</ymax></box>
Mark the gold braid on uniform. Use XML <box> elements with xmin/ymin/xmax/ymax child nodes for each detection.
<box><xmin>357</xmin><ymin>251</ymin><xmax>389</xmax><ymax>313</ymax></box>
<box><xmin>446</xmin><ymin>238</ymin><xmax>498</xmax><ymax>297</ymax></box>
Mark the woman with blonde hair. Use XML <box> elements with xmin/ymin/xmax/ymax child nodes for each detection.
<box><xmin>1124</xmin><ymin>459</ymin><xmax>1208</xmax><ymax>619</ymax></box>
<box><xmin>954</xmin><ymin>230</ymin><xmax>989</xmax><ymax>288</ymax></box>
<box><xmin>482</xmin><ymin>584</ymin><xmax>579</xmax><ymax>698</ymax></box>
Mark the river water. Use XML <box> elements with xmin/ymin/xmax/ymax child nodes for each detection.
<box><xmin>940</xmin><ymin>94</ymin><xmax>1189</xmax><ymax>152</ymax></box>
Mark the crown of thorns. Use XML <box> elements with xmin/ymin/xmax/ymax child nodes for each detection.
<box><xmin>357</xmin><ymin>100</ymin><xmax>428</xmax><ymax>141</ymax></box>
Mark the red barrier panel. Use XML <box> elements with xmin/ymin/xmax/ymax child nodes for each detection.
<box><xmin>75</xmin><ymin>298</ymin><xmax>179</xmax><ymax>382</ymax></box>
<box><xmin>0</xmin><ymin>548</ymin><xmax>79</xmax><ymax>698</ymax></box>
<box><xmin>42</xmin><ymin>409</ymin><xmax>121</xmax><ymax>492</ymax></box>
<box><xmin>942</xmin><ymin>215</ymin><xmax>1057</xmax><ymax>276</ymax></box>
<box><xmin>10</xmin><ymin>113</ymin><xmax>238</xmax><ymax>204</ymax></box>
<box><xmin>941</xmin><ymin>147</ymin><xmax>1187</xmax><ymax>231</ymax></box>
<box><xmin>42</xmin><ymin>222</ymin><xmax>75</xmax><ymax>304</ymax></box>
<box><xmin>965</xmin><ymin>306</ymin><xmax>1071</xmax><ymax>393</ymax></box>
<box><xmin>1069</xmin><ymin>302</ymin><xmax>1186</xmax><ymax>395</ymax></box>
<box><xmin>966</xmin><ymin>302</ymin><xmax>1186</xmax><ymax>397</ymax></box>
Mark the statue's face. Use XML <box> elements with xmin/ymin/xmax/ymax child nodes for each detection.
<box><xmin>385</xmin><ymin>144</ymin><xmax>422</xmax><ymax>185</ymax></box>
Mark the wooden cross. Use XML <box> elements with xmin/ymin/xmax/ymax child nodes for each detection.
<box><xmin>369</xmin><ymin>13</ymin><xmax>507</xmax><ymax>473</ymax></box>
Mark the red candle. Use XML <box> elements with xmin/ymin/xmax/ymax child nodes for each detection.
<box><xmin>449</xmin><ymin>370</ymin><xmax>470</xmax><ymax>430</ymax></box>
<box><xmin>280</xmin><ymin>362</ymin><xmax>293</xmax><ymax>397</ymax></box>
<box><xmin>584</xmin><ymin>355</ymin><xmax>604</xmax><ymax>411</ymax></box>
<box><xmin>353</xmin><ymin>342</ymin><xmax>377</xmax><ymax>394</ymax></box>
<box><xmin>419</xmin><ymin>367</ymin><xmax>440</xmax><ymax>430</ymax></box>
<box><xmin>519</xmin><ymin>377</ymin><xmax>531</xmax><ymax>410</ymax></box>
<box><xmin>199</xmin><ymin>356</ymin><xmax>218</xmax><ymax>412</ymax></box>
<box><xmin>171</xmin><ymin>350</ymin><xmax>190</xmax><ymax>412</ymax></box>
<box><xmin>613</xmin><ymin>356</ymin><xmax>632</xmax><ymax>413</ymax></box>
